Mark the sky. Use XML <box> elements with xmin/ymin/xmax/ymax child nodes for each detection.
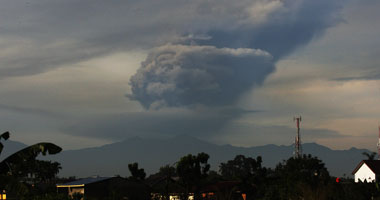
<box><xmin>0</xmin><ymin>0</ymin><xmax>379</xmax><ymax>151</ymax></box>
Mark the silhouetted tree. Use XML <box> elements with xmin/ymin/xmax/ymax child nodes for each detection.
<box><xmin>158</xmin><ymin>164</ymin><xmax>176</xmax><ymax>200</ymax></box>
<box><xmin>159</xmin><ymin>164</ymin><xmax>176</xmax><ymax>177</ymax></box>
<box><xmin>128</xmin><ymin>162</ymin><xmax>146</xmax><ymax>181</ymax></box>
<box><xmin>29</xmin><ymin>160</ymin><xmax>61</xmax><ymax>183</ymax></box>
<box><xmin>176</xmin><ymin>152</ymin><xmax>210</xmax><ymax>200</ymax></box>
<box><xmin>273</xmin><ymin>154</ymin><xmax>330</xmax><ymax>199</ymax></box>
<box><xmin>362</xmin><ymin>152</ymin><xmax>377</xmax><ymax>160</ymax></box>
<box><xmin>205</xmin><ymin>170</ymin><xmax>223</xmax><ymax>183</ymax></box>
<box><xmin>219</xmin><ymin>155</ymin><xmax>267</xmax><ymax>199</ymax></box>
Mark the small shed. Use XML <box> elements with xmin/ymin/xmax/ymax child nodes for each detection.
<box><xmin>352</xmin><ymin>160</ymin><xmax>380</xmax><ymax>183</ymax></box>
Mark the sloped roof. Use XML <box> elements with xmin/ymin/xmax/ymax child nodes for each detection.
<box><xmin>352</xmin><ymin>160</ymin><xmax>380</xmax><ymax>175</ymax></box>
<box><xmin>57</xmin><ymin>177</ymin><xmax>112</xmax><ymax>187</ymax></box>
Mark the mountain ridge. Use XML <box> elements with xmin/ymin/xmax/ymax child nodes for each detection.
<box><xmin>1</xmin><ymin>136</ymin><xmax>372</xmax><ymax>178</ymax></box>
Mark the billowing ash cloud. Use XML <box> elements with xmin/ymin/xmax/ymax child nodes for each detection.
<box><xmin>128</xmin><ymin>0</ymin><xmax>343</xmax><ymax>109</ymax></box>
<box><xmin>128</xmin><ymin>45</ymin><xmax>274</xmax><ymax>109</ymax></box>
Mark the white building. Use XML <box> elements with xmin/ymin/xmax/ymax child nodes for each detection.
<box><xmin>352</xmin><ymin>160</ymin><xmax>380</xmax><ymax>183</ymax></box>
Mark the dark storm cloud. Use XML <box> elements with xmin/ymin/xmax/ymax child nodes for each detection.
<box><xmin>128</xmin><ymin>45</ymin><xmax>274</xmax><ymax>109</ymax></box>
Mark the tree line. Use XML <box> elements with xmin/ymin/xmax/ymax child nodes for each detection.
<box><xmin>2</xmin><ymin>131</ymin><xmax>380</xmax><ymax>200</ymax></box>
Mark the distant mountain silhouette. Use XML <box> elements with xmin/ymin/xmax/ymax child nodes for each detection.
<box><xmin>2</xmin><ymin>136</ymin><xmax>372</xmax><ymax>178</ymax></box>
<box><xmin>0</xmin><ymin>140</ymin><xmax>27</xmax><ymax>160</ymax></box>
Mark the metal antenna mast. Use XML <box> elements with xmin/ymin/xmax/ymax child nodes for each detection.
<box><xmin>294</xmin><ymin>116</ymin><xmax>302</xmax><ymax>158</ymax></box>
<box><xmin>377</xmin><ymin>125</ymin><xmax>380</xmax><ymax>160</ymax></box>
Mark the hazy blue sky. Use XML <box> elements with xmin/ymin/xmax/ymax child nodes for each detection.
<box><xmin>0</xmin><ymin>0</ymin><xmax>379</xmax><ymax>151</ymax></box>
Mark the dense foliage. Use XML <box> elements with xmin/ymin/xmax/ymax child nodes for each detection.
<box><xmin>176</xmin><ymin>152</ymin><xmax>210</xmax><ymax>200</ymax></box>
<box><xmin>219</xmin><ymin>155</ymin><xmax>267</xmax><ymax>199</ymax></box>
<box><xmin>0</xmin><ymin>131</ymin><xmax>63</xmax><ymax>200</ymax></box>
<box><xmin>128</xmin><ymin>162</ymin><xmax>146</xmax><ymax>181</ymax></box>
<box><xmin>3</xmin><ymin>131</ymin><xmax>380</xmax><ymax>199</ymax></box>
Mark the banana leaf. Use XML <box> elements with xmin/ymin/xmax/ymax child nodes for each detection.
<box><xmin>0</xmin><ymin>142</ymin><xmax>62</xmax><ymax>175</ymax></box>
<box><xmin>0</xmin><ymin>131</ymin><xmax>10</xmax><ymax>155</ymax></box>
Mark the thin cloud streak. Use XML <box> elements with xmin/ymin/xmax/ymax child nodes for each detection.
<box><xmin>0</xmin><ymin>104</ymin><xmax>65</xmax><ymax>119</ymax></box>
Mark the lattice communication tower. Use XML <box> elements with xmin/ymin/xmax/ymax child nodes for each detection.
<box><xmin>294</xmin><ymin>116</ymin><xmax>302</xmax><ymax>158</ymax></box>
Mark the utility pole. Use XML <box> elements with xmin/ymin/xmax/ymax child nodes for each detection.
<box><xmin>294</xmin><ymin>116</ymin><xmax>302</xmax><ymax>158</ymax></box>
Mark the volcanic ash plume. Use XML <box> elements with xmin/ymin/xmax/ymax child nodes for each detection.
<box><xmin>128</xmin><ymin>45</ymin><xmax>274</xmax><ymax>109</ymax></box>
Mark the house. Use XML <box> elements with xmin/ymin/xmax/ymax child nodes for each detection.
<box><xmin>146</xmin><ymin>174</ymin><xmax>189</xmax><ymax>200</ymax></box>
<box><xmin>352</xmin><ymin>160</ymin><xmax>380</xmax><ymax>183</ymax></box>
<box><xmin>57</xmin><ymin>177</ymin><xmax>112</xmax><ymax>199</ymax></box>
<box><xmin>57</xmin><ymin>176</ymin><xmax>150</xmax><ymax>200</ymax></box>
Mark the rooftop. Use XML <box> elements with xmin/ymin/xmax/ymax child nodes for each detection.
<box><xmin>57</xmin><ymin>177</ymin><xmax>112</xmax><ymax>187</ymax></box>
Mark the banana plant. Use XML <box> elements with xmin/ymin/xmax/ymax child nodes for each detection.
<box><xmin>0</xmin><ymin>131</ymin><xmax>62</xmax><ymax>198</ymax></box>
<box><xmin>0</xmin><ymin>131</ymin><xmax>62</xmax><ymax>175</ymax></box>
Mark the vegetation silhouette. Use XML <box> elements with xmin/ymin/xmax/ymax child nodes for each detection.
<box><xmin>362</xmin><ymin>152</ymin><xmax>377</xmax><ymax>160</ymax></box>
<box><xmin>0</xmin><ymin>131</ymin><xmax>62</xmax><ymax>199</ymax></box>
<box><xmin>176</xmin><ymin>152</ymin><xmax>210</xmax><ymax>200</ymax></box>
<box><xmin>3</xmin><ymin>131</ymin><xmax>380</xmax><ymax>199</ymax></box>
<box><xmin>219</xmin><ymin>155</ymin><xmax>267</xmax><ymax>199</ymax></box>
<box><xmin>128</xmin><ymin>162</ymin><xmax>146</xmax><ymax>181</ymax></box>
